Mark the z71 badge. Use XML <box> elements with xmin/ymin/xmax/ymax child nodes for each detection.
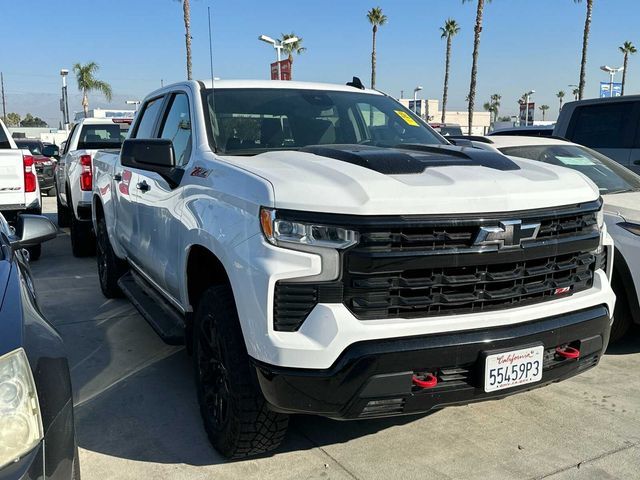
<box><xmin>190</xmin><ymin>166</ymin><xmax>211</xmax><ymax>178</ymax></box>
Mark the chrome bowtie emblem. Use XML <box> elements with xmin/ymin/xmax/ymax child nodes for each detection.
<box><xmin>474</xmin><ymin>220</ymin><xmax>541</xmax><ymax>249</ymax></box>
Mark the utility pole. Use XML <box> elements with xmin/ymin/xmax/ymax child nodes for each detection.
<box><xmin>0</xmin><ymin>72</ymin><xmax>6</xmax><ymax>124</ymax></box>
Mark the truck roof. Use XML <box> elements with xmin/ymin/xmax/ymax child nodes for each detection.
<box><xmin>169</xmin><ymin>79</ymin><xmax>383</xmax><ymax>95</ymax></box>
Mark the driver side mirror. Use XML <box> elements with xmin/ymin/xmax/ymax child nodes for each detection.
<box><xmin>121</xmin><ymin>139</ymin><xmax>183</xmax><ymax>188</ymax></box>
<box><xmin>10</xmin><ymin>215</ymin><xmax>58</xmax><ymax>249</ymax></box>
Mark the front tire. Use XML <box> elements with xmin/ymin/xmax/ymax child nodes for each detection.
<box><xmin>193</xmin><ymin>285</ymin><xmax>289</xmax><ymax>459</ymax></box>
<box><xmin>611</xmin><ymin>277</ymin><xmax>632</xmax><ymax>343</ymax></box>
<box><xmin>57</xmin><ymin>192</ymin><xmax>71</xmax><ymax>228</ymax></box>
<box><xmin>70</xmin><ymin>213</ymin><xmax>96</xmax><ymax>257</ymax></box>
<box><xmin>96</xmin><ymin>214</ymin><xmax>127</xmax><ymax>298</ymax></box>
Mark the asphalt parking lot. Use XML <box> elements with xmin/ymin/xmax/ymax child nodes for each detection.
<box><xmin>31</xmin><ymin>196</ymin><xmax>640</xmax><ymax>480</ymax></box>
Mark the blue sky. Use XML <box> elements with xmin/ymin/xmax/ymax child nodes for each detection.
<box><xmin>1</xmin><ymin>0</ymin><xmax>639</xmax><ymax>125</ymax></box>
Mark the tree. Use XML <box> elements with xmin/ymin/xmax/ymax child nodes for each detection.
<box><xmin>539</xmin><ymin>104</ymin><xmax>550</xmax><ymax>121</ymax></box>
<box><xmin>556</xmin><ymin>90</ymin><xmax>566</xmax><ymax>113</ymax></box>
<box><xmin>619</xmin><ymin>41</ymin><xmax>637</xmax><ymax>95</ymax></box>
<box><xmin>72</xmin><ymin>62</ymin><xmax>112</xmax><ymax>117</ymax></box>
<box><xmin>497</xmin><ymin>116</ymin><xmax>511</xmax><ymax>122</ymax></box>
<box><xmin>572</xmin><ymin>87</ymin><xmax>580</xmax><ymax>100</ymax></box>
<box><xmin>280</xmin><ymin>33</ymin><xmax>306</xmax><ymax>79</ymax></box>
<box><xmin>575</xmin><ymin>0</ymin><xmax>594</xmax><ymax>100</ymax></box>
<box><xmin>367</xmin><ymin>7</ymin><xmax>387</xmax><ymax>89</ymax></box>
<box><xmin>483</xmin><ymin>101</ymin><xmax>497</xmax><ymax>121</ymax></box>
<box><xmin>5</xmin><ymin>112</ymin><xmax>20</xmax><ymax>127</ymax></box>
<box><xmin>20</xmin><ymin>113</ymin><xmax>47</xmax><ymax>127</ymax></box>
<box><xmin>489</xmin><ymin>93</ymin><xmax>501</xmax><ymax>122</ymax></box>
<box><xmin>183</xmin><ymin>0</ymin><xmax>192</xmax><ymax>80</ymax></box>
<box><xmin>440</xmin><ymin>19</ymin><xmax>461</xmax><ymax>123</ymax></box>
<box><xmin>463</xmin><ymin>0</ymin><xmax>491</xmax><ymax>134</ymax></box>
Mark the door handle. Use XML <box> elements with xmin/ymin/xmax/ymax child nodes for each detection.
<box><xmin>633</xmin><ymin>160</ymin><xmax>640</xmax><ymax>166</ymax></box>
<box><xmin>114</xmin><ymin>173</ymin><xmax>122</xmax><ymax>181</ymax></box>
<box><xmin>136</xmin><ymin>181</ymin><xmax>150</xmax><ymax>192</ymax></box>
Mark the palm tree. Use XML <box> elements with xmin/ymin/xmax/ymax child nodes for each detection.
<box><xmin>575</xmin><ymin>0</ymin><xmax>593</xmax><ymax>100</ymax></box>
<box><xmin>280</xmin><ymin>33</ymin><xmax>306</xmax><ymax>79</ymax></box>
<box><xmin>367</xmin><ymin>7</ymin><xmax>388</xmax><ymax>89</ymax></box>
<box><xmin>556</xmin><ymin>90</ymin><xmax>566</xmax><ymax>113</ymax></box>
<box><xmin>483</xmin><ymin>101</ymin><xmax>497</xmax><ymax>122</ymax></box>
<box><xmin>463</xmin><ymin>0</ymin><xmax>491</xmax><ymax>134</ymax></box>
<box><xmin>539</xmin><ymin>104</ymin><xmax>550</xmax><ymax>121</ymax></box>
<box><xmin>572</xmin><ymin>87</ymin><xmax>580</xmax><ymax>100</ymax></box>
<box><xmin>440</xmin><ymin>18</ymin><xmax>461</xmax><ymax>123</ymax></box>
<box><xmin>72</xmin><ymin>62</ymin><xmax>112</xmax><ymax>117</ymax></box>
<box><xmin>490</xmin><ymin>93</ymin><xmax>501</xmax><ymax>122</ymax></box>
<box><xmin>619</xmin><ymin>41</ymin><xmax>637</xmax><ymax>95</ymax></box>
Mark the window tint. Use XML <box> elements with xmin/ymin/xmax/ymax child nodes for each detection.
<box><xmin>0</xmin><ymin>125</ymin><xmax>10</xmax><ymax>149</ymax></box>
<box><xmin>78</xmin><ymin>123</ymin><xmax>129</xmax><ymax>149</ymax></box>
<box><xmin>159</xmin><ymin>93</ymin><xmax>192</xmax><ymax>165</ymax></box>
<box><xmin>206</xmin><ymin>88</ymin><xmax>443</xmax><ymax>155</ymax></box>
<box><xmin>568</xmin><ymin>102</ymin><xmax>636</xmax><ymax>148</ymax></box>
<box><xmin>134</xmin><ymin>97</ymin><xmax>164</xmax><ymax>139</ymax></box>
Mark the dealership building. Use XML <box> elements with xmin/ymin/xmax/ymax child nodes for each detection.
<box><xmin>397</xmin><ymin>98</ymin><xmax>491</xmax><ymax>135</ymax></box>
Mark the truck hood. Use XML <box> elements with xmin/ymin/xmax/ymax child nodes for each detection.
<box><xmin>602</xmin><ymin>191</ymin><xmax>640</xmax><ymax>223</ymax></box>
<box><xmin>220</xmin><ymin>145</ymin><xmax>600</xmax><ymax>215</ymax></box>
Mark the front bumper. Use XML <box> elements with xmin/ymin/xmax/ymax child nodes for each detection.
<box><xmin>254</xmin><ymin>305</ymin><xmax>610</xmax><ymax>419</ymax></box>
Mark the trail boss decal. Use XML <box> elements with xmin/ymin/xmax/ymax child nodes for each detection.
<box><xmin>190</xmin><ymin>166</ymin><xmax>211</xmax><ymax>178</ymax></box>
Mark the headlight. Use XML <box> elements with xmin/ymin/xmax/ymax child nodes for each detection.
<box><xmin>0</xmin><ymin>349</ymin><xmax>43</xmax><ymax>469</ymax></box>
<box><xmin>260</xmin><ymin>207</ymin><xmax>359</xmax><ymax>282</ymax></box>
<box><xmin>260</xmin><ymin>208</ymin><xmax>358</xmax><ymax>249</ymax></box>
<box><xmin>618</xmin><ymin>221</ymin><xmax>640</xmax><ymax>236</ymax></box>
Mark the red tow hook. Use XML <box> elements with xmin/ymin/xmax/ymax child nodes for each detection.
<box><xmin>555</xmin><ymin>346</ymin><xmax>580</xmax><ymax>359</ymax></box>
<box><xmin>412</xmin><ymin>373</ymin><xmax>438</xmax><ymax>389</ymax></box>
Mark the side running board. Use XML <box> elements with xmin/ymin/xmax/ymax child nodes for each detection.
<box><xmin>118</xmin><ymin>271</ymin><xmax>185</xmax><ymax>345</ymax></box>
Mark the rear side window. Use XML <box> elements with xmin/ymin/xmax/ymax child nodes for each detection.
<box><xmin>77</xmin><ymin>123</ymin><xmax>129</xmax><ymax>149</ymax></box>
<box><xmin>567</xmin><ymin>102</ymin><xmax>637</xmax><ymax>148</ymax></box>
<box><xmin>133</xmin><ymin>97</ymin><xmax>164</xmax><ymax>139</ymax></box>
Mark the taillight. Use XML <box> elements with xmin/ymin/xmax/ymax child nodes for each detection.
<box><xmin>23</xmin><ymin>155</ymin><xmax>37</xmax><ymax>193</ymax></box>
<box><xmin>80</xmin><ymin>154</ymin><xmax>92</xmax><ymax>191</ymax></box>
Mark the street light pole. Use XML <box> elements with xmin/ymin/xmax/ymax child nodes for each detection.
<box><xmin>600</xmin><ymin>66</ymin><xmax>624</xmax><ymax>98</ymax></box>
<box><xmin>60</xmin><ymin>69</ymin><xmax>70</xmax><ymax>131</ymax></box>
<box><xmin>413</xmin><ymin>86</ymin><xmax>423</xmax><ymax>115</ymax></box>
<box><xmin>259</xmin><ymin>35</ymin><xmax>299</xmax><ymax>80</ymax></box>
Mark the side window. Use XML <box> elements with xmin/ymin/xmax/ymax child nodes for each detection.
<box><xmin>158</xmin><ymin>93</ymin><xmax>192</xmax><ymax>165</ymax></box>
<box><xmin>133</xmin><ymin>97</ymin><xmax>164</xmax><ymax>139</ymax></box>
<box><xmin>62</xmin><ymin>124</ymin><xmax>77</xmax><ymax>154</ymax></box>
<box><xmin>568</xmin><ymin>102</ymin><xmax>636</xmax><ymax>148</ymax></box>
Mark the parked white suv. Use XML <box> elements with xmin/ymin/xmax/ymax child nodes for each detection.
<box><xmin>55</xmin><ymin>117</ymin><xmax>131</xmax><ymax>256</ymax></box>
<box><xmin>93</xmin><ymin>80</ymin><xmax>615</xmax><ymax>459</ymax></box>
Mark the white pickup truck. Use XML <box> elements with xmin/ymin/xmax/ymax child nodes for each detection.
<box><xmin>93</xmin><ymin>79</ymin><xmax>615</xmax><ymax>459</ymax></box>
<box><xmin>0</xmin><ymin>118</ymin><xmax>43</xmax><ymax>259</ymax></box>
<box><xmin>55</xmin><ymin>117</ymin><xmax>131</xmax><ymax>256</ymax></box>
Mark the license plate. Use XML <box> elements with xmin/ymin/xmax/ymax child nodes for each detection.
<box><xmin>484</xmin><ymin>345</ymin><xmax>544</xmax><ymax>392</ymax></box>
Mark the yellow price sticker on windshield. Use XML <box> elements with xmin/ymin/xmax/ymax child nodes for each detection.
<box><xmin>395</xmin><ymin>110</ymin><xmax>420</xmax><ymax>127</ymax></box>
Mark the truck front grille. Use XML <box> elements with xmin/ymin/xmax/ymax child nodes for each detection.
<box><xmin>273</xmin><ymin>200</ymin><xmax>602</xmax><ymax>331</ymax></box>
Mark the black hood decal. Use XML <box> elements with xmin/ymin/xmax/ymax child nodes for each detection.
<box><xmin>301</xmin><ymin>144</ymin><xmax>520</xmax><ymax>175</ymax></box>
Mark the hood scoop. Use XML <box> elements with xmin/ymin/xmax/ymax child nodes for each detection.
<box><xmin>301</xmin><ymin>144</ymin><xmax>520</xmax><ymax>175</ymax></box>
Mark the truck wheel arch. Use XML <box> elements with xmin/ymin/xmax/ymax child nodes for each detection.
<box><xmin>612</xmin><ymin>248</ymin><xmax>640</xmax><ymax>325</ymax></box>
<box><xmin>185</xmin><ymin>245</ymin><xmax>237</xmax><ymax>350</ymax></box>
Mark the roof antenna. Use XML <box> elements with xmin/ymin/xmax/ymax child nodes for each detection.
<box><xmin>207</xmin><ymin>4</ymin><xmax>219</xmax><ymax>153</ymax></box>
<box><xmin>346</xmin><ymin>77</ymin><xmax>365</xmax><ymax>90</ymax></box>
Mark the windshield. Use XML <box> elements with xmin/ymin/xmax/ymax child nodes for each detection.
<box><xmin>500</xmin><ymin>144</ymin><xmax>640</xmax><ymax>194</ymax></box>
<box><xmin>78</xmin><ymin>122</ymin><xmax>130</xmax><ymax>150</ymax></box>
<box><xmin>205</xmin><ymin>88</ymin><xmax>444</xmax><ymax>155</ymax></box>
<box><xmin>15</xmin><ymin>140</ymin><xmax>42</xmax><ymax>155</ymax></box>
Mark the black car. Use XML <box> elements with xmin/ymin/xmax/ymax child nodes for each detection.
<box><xmin>0</xmin><ymin>214</ymin><xmax>79</xmax><ymax>479</ymax></box>
<box><xmin>14</xmin><ymin>140</ymin><xmax>57</xmax><ymax>196</ymax></box>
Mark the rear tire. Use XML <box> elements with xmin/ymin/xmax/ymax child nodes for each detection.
<box><xmin>193</xmin><ymin>285</ymin><xmax>289</xmax><ymax>459</ymax></box>
<box><xmin>57</xmin><ymin>192</ymin><xmax>71</xmax><ymax>228</ymax></box>
<box><xmin>96</xmin><ymin>214</ymin><xmax>127</xmax><ymax>298</ymax></box>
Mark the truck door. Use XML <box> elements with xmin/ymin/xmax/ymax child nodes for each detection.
<box><xmin>132</xmin><ymin>92</ymin><xmax>192</xmax><ymax>300</ymax></box>
<box><xmin>114</xmin><ymin>96</ymin><xmax>165</xmax><ymax>260</ymax></box>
